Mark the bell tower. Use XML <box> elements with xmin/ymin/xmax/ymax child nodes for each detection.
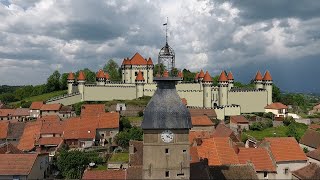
<box><xmin>142</xmin><ymin>21</ymin><xmax>192</xmax><ymax>179</ymax></box>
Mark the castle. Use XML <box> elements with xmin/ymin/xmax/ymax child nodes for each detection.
<box><xmin>47</xmin><ymin>51</ymin><xmax>273</xmax><ymax>120</ymax></box>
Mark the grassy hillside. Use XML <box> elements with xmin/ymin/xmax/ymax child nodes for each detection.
<box><xmin>10</xmin><ymin>90</ymin><xmax>67</xmax><ymax>107</ymax></box>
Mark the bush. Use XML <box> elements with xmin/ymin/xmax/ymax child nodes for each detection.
<box><xmin>138</xmin><ymin>110</ymin><xmax>144</xmax><ymax>117</ymax></box>
<box><xmin>115</xmin><ymin>126</ymin><xmax>143</xmax><ymax>148</ymax></box>
<box><xmin>119</xmin><ymin>117</ymin><xmax>132</xmax><ymax>131</ymax></box>
<box><xmin>286</xmin><ymin>123</ymin><xmax>299</xmax><ymax>140</ymax></box>
<box><xmin>283</xmin><ymin>116</ymin><xmax>295</xmax><ymax>126</ymax></box>
<box><xmin>263</xmin><ymin>112</ymin><xmax>274</xmax><ymax>119</ymax></box>
<box><xmin>303</xmin><ymin>147</ymin><xmax>309</xmax><ymax>153</ymax></box>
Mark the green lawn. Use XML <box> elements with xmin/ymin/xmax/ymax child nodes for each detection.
<box><xmin>105</xmin><ymin>96</ymin><xmax>151</xmax><ymax>107</ymax></box>
<box><xmin>109</xmin><ymin>153</ymin><xmax>129</xmax><ymax>162</ymax></box>
<box><xmin>243</xmin><ymin>123</ymin><xmax>308</xmax><ymax>141</ymax></box>
<box><xmin>127</xmin><ymin>116</ymin><xmax>143</xmax><ymax>122</ymax></box>
<box><xmin>10</xmin><ymin>90</ymin><xmax>67</xmax><ymax>106</ymax></box>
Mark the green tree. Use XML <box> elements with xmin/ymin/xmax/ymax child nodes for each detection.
<box><xmin>153</xmin><ymin>64</ymin><xmax>166</xmax><ymax>76</ymax></box>
<box><xmin>286</xmin><ymin>123</ymin><xmax>299</xmax><ymax>140</ymax></box>
<box><xmin>103</xmin><ymin>59</ymin><xmax>121</xmax><ymax>81</ymax></box>
<box><xmin>115</xmin><ymin>126</ymin><xmax>143</xmax><ymax>148</ymax></box>
<box><xmin>119</xmin><ymin>117</ymin><xmax>132</xmax><ymax>131</ymax></box>
<box><xmin>46</xmin><ymin>70</ymin><xmax>61</xmax><ymax>92</ymax></box>
<box><xmin>273</xmin><ymin>84</ymin><xmax>281</xmax><ymax>102</ymax></box>
<box><xmin>60</xmin><ymin>73</ymin><xmax>69</xmax><ymax>90</ymax></box>
<box><xmin>182</xmin><ymin>69</ymin><xmax>196</xmax><ymax>82</ymax></box>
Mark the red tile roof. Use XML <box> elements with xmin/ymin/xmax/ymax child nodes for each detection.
<box><xmin>37</xmin><ymin>137</ymin><xmax>63</xmax><ymax>146</ymax></box>
<box><xmin>227</xmin><ymin>72</ymin><xmax>234</xmax><ymax>80</ymax></box>
<box><xmin>97</xmin><ymin>112</ymin><xmax>120</xmax><ymax>129</ymax></box>
<box><xmin>130</xmin><ymin>52</ymin><xmax>147</xmax><ymax>65</ymax></box>
<box><xmin>78</xmin><ymin>71</ymin><xmax>86</xmax><ymax>81</ymax></box>
<box><xmin>198</xmin><ymin>70</ymin><xmax>205</xmax><ymax>78</ymax></box>
<box><xmin>40</xmin><ymin>103</ymin><xmax>62</xmax><ymax>111</ymax></box>
<box><xmin>38</xmin><ymin>115</ymin><xmax>61</xmax><ymax>122</ymax></box>
<box><xmin>67</xmin><ymin>72</ymin><xmax>75</xmax><ymax>80</ymax></box>
<box><xmin>237</xmin><ymin>148</ymin><xmax>276</xmax><ymax>172</ymax></box>
<box><xmin>17</xmin><ymin>121</ymin><xmax>42</xmax><ymax>151</ymax></box>
<box><xmin>218</xmin><ymin>71</ymin><xmax>228</xmax><ymax>82</ymax></box>
<box><xmin>30</xmin><ymin>101</ymin><xmax>44</xmax><ymax>110</ymax></box>
<box><xmin>135</xmin><ymin>71</ymin><xmax>144</xmax><ymax>81</ymax></box>
<box><xmin>96</xmin><ymin>69</ymin><xmax>105</xmax><ymax>78</ymax></box>
<box><xmin>0</xmin><ymin>143</ymin><xmax>23</xmax><ymax>154</ymax></box>
<box><xmin>264</xmin><ymin>102</ymin><xmax>288</xmax><ymax>110</ymax></box>
<box><xmin>203</xmin><ymin>71</ymin><xmax>212</xmax><ymax>82</ymax></box>
<box><xmin>263</xmin><ymin>70</ymin><xmax>272</xmax><ymax>81</ymax></box>
<box><xmin>0</xmin><ymin>109</ymin><xmax>15</xmax><ymax>117</ymax></box>
<box><xmin>188</xmin><ymin>108</ymin><xmax>217</xmax><ymax>118</ymax></box>
<box><xmin>147</xmin><ymin>57</ymin><xmax>153</xmax><ymax>65</ymax></box>
<box><xmin>81</xmin><ymin>104</ymin><xmax>105</xmax><ymax>116</ymax></box>
<box><xmin>196</xmin><ymin>137</ymin><xmax>239</xmax><ymax>166</ymax></box>
<box><xmin>212</xmin><ymin>124</ymin><xmax>241</xmax><ymax>143</ymax></box>
<box><xmin>230</xmin><ymin>115</ymin><xmax>249</xmax><ymax>124</ymax></box>
<box><xmin>189</xmin><ymin>130</ymin><xmax>212</xmax><ymax>144</ymax></box>
<box><xmin>309</xmin><ymin>124</ymin><xmax>320</xmax><ymax>130</ymax></box>
<box><xmin>255</xmin><ymin>71</ymin><xmax>263</xmax><ymax>81</ymax></box>
<box><xmin>40</xmin><ymin>120</ymin><xmax>64</xmax><ymax>135</ymax></box>
<box><xmin>82</xmin><ymin>169</ymin><xmax>126</xmax><ymax>180</ymax></box>
<box><xmin>190</xmin><ymin>146</ymin><xmax>200</xmax><ymax>163</ymax></box>
<box><xmin>13</xmin><ymin>108</ymin><xmax>30</xmax><ymax>116</ymax></box>
<box><xmin>0</xmin><ymin>121</ymin><xmax>9</xmax><ymax>139</ymax></box>
<box><xmin>0</xmin><ymin>154</ymin><xmax>38</xmax><ymax>175</ymax></box>
<box><xmin>192</xmin><ymin>115</ymin><xmax>214</xmax><ymax>126</ymax></box>
<box><xmin>264</xmin><ymin>137</ymin><xmax>307</xmax><ymax>162</ymax></box>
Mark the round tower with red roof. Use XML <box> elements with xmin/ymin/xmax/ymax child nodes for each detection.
<box><xmin>254</xmin><ymin>71</ymin><xmax>264</xmax><ymax>90</ymax></box>
<box><xmin>147</xmin><ymin>57</ymin><xmax>154</xmax><ymax>83</ymax></box>
<box><xmin>227</xmin><ymin>71</ymin><xmax>234</xmax><ymax>90</ymax></box>
<box><xmin>202</xmin><ymin>71</ymin><xmax>213</xmax><ymax>108</ymax></box>
<box><xmin>96</xmin><ymin>69</ymin><xmax>105</xmax><ymax>86</ymax></box>
<box><xmin>263</xmin><ymin>70</ymin><xmax>273</xmax><ymax>105</ymax></box>
<box><xmin>77</xmin><ymin>71</ymin><xmax>86</xmax><ymax>100</ymax></box>
<box><xmin>67</xmin><ymin>72</ymin><xmax>75</xmax><ymax>95</ymax></box>
<box><xmin>218</xmin><ymin>71</ymin><xmax>229</xmax><ymax>106</ymax></box>
<box><xmin>135</xmin><ymin>71</ymin><xmax>145</xmax><ymax>98</ymax></box>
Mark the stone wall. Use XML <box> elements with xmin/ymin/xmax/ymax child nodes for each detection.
<box><xmin>107</xmin><ymin>104</ymin><xmax>145</xmax><ymax>117</ymax></box>
<box><xmin>228</xmin><ymin>90</ymin><xmax>268</xmax><ymax>113</ymax></box>
<box><xmin>84</xmin><ymin>86</ymin><xmax>136</xmax><ymax>101</ymax></box>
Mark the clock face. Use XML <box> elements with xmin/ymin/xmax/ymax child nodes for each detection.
<box><xmin>161</xmin><ymin>130</ymin><xmax>174</xmax><ymax>143</ymax></box>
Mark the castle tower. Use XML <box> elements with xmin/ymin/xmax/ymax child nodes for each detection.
<box><xmin>123</xmin><ymin>58</ymin><xmax>131</xmax><ymax>83</ymax></box>
<box><xmin>194</xmin><ymin>72</ymin><xmax>199</xmax><ymax>82</ymax></box>
<box><xmin>77</xmin><ymin>71</ymin><xmax>86</xmax><ymax>101</ymax></box>
<box><xmin>67</xmin><ymin>72</ymin><xmax>75</xmax><ymax>95</ymax></box>
<box><xmin>121</xmin><ymin>58</ymin><xmax>126</xmax><ymax>83</ymax></box>
<box><xmin>135</xmin><ymin>71</ymin><xmax>145</xmax><ymax>98</ymax></box>
<box><xmin>96</xmin><ymin>69</ymin><xmax>105</xmax><ymax>86</ymax></box>
<box><xmin>147</xmin><ymin>57</ymin><xmax>154</xmax><ymax>83</ymax></box>
<box><xmin>263</xmin><ymin>70</ymin><xmax>273</xmax><ymax>105</ymax></box>
<box><xmin>254</xmin><ymin>71</ymin><xmax>263</xmax><ymax>90</ymax></box>
<box><xmin>227</xmin><ymin>71</ymin><xmax>234</xmax><ymax>91</ymax></box>
<box><xmin>218</xmin><ymin>71</ymin><xmax>228</xmax><ymax>106</ymax></box>
<box><xmin>142</xmin><ymin>75</ymin><xmax>192</xmax><ymax>179</ymax></box>
<box><xmin>198</xmin><ymin>70</ymin><xmax>205</xmax><ymax>82</ymax></box>
<box><xmin>203</xmin><ymin>71</ymin><xmax>213</xmax><ymax>108</ymax></box>
<box><xmin>105</xmin><ymin>73</ymin><xmax>110</xmax><ymax>84</ymax></box>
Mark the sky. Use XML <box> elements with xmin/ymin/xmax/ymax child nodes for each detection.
<box><xmin>0</xmin><ymin>0</ymin><xmax>319</xmax><ymax>93</ymax></box>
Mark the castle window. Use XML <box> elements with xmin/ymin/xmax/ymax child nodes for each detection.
<box><xmin>284</xmin><ymin>168</ymin><xmax>289</xmax><ymax>174</ymax></box>
<box><xmin>165</xmin><ymin>148</ymin><xmax>169</xmax><ymax>154</ymax></box>
<box><xmin>165</xmin><ymin>171</ymin><xmax>170</xmax><ymax>177</ymax></box>
<box><xmin>183</xmin><ymin>150</ymin><xmax>186</xmax><ymax>153</ymax></box>
<box><xmin>177</xmin><ymin>173</ymin><xmax>184</xmax><ymax>177</ymax></box>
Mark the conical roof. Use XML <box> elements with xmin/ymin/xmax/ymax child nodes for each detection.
<box><xmin>198</xmin><ymin>70</ymin><xmax>205</xmax><ymax>78</ymax></box>
<box><xmin>78</xmin><ymin>71</ymin><xmax>86</xmax><ymax>81</ymax></box>
<box><xmin>147</xmin><ymin>57</ymin><xmax>153</xmax><ymax>65</ymax></box>
<box><xmin>135</xmin><ymin>71</ymin><xmax>144</xmax><ymax>81</ymax></box>
<box><xmin>218</xmin><ymin>71</ymin><xmax>228</xmax><ymax>82</ymax></box>
<box><xmin>263</xmin><ymin>71</ymin><xmax>272</xmax><ymax>81</ymax></box>
<box><xmin>105</xmin><ymin>73</ymin><xmax>109</xmax><ymax>79</ymax></box>
<box><xmin>96</xmin><ymin>69</ymin><xmax>105</xmax><ymax>78</ymax></box>
<box><xmin>255</xmin><ymin>71</ymin><xmax>263</xmax><ymax>81</ymax></box>
<box><xmin>194</xmin><ymin>73</ymin><xmax>199</xmax><ymax>80</ymax></box>
<box><xmin>142</xmin><ymin>79</ymin><xmax>192</xmax><ymax>130</ymax></box>
<box><xmin>67</xmin><ymin>72</ymin><xmax>75</xmax><ymax>80</ymax></box>
<box><xmin>227</xmin><ymin>72</ymin><xmax>234</xmax><ymax>80</ymax></box>
<box><xmin>203</xmin><ymin>71</ymin><xmax>212</xmax><ymax>82</ymax></box>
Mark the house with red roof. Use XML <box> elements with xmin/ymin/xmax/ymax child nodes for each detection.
<box><xmin>29</xmin><ymin>101</ymin><xmax>44</xmax><ymax>118</ymax></box>
<box><xmin>40</xmin><ymin>103</ymin><xmax>62</xmax><ymax>116</ymax></box>
<box><xmin>191</xmin><ymin>115</ymin><xmax>214</xmax><ymax>131</ymax></box>
<box><xmin>229</xmin><ymin>115</ymin><xmax>249</xmax><ymax>133</ymax></box>
<box><xmin>264</xmin><ymin>102</ymin><xmax>288</xmax><ymax>119</ymax></box>
<box><xmin>306</xmin><ymin>147</ymin><xmax>320</xmax><ymax>165</ymax></box>
<box><xmin>259</xmin><ymin>137</ymin><xmax>308</xmax><ymax>179</ymax></box>
<box><xmin>82</xmin><ymin>169</ymin><xmax>126</xmax><ymax>180</ymax></box>
<box><xmin>0</xmin><ymin>153</ymin><xmax>49</xmax><ymax>179</ymax></box>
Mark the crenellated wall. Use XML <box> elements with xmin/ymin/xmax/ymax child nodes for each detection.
<box><xmin>228</xmin><ymin>89</ymin><xmax>268</xmax><ymax>113</ymax></box>
<box><xmin>46</xmin><ymin>93</ymin><xmax>81</xmax><ymax>105</ymax></box>
<box><xmin>84</xmin><ymin>85</ymin><xmax>136</xmax><ymax>101</ymax></box>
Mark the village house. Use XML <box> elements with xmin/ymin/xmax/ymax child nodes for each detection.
<box><xmin>237</xmin><ymin>147</ymin><xmax>277</xmax><ymax>179</ymax></box>
<box><xmin>212</xmin><ymin>123</ymin><xmax>241</xmax><ymax>143</ymax></box>
<box><xmin>229</xmin><ymin>115</ymin><xmax>249</xmax><ymax>133</ymax></box>
<box><xmin>58</xmin><ymin>105</ymin><xmax>76</xmax><ymax>119</ymax></box>
<box><xmin>29</xmin><ymin>101</ymin><xmax>44</xmax><ymax>118</ymax></box>
<box><xmin>40</xmin><ymin>103</ymin><xmax>62</xmax><ymax>116</ymax></box>
<box><xmin>0</xmin><ymin>109</ymin><xmax>14</xmax><ymax>120</ymax></box>
<box><xmin>291</xmin><ymin>163</ymin><xmax>320</xmax><ymax>179</ymax></box>
<box><xmin>82</xmin><ymin>169</ymin><xmax>126</xmax><ymax>180</ymax></box>
<box><xmin>0</xmin><ymin>121</ymin><xmax>25</xmax><ymax>146</ymax></box>
<box><xmin>0</xmin><ymin>142</ymin><xmax>23</xmax><ymax>154</ymax></box>
<box><xmin>191</xmin><ymin>115</ymin><xmax>214</xmax><ymax>131</ymax></box>
<box><xmin>17</xmin><ymin>121</ymin><xmax>42</xmax><ymax>152</ymax></box>
<box><xmin>264</xmin><ymin>102</ymin><xmax>288</xmax><ymax>120</ymax></box>
<box><xmin>308</xmin><ymin>103</ymin><xmax>320</xmax><ymax>115</ymax></box>
<box><xmin>306</xmin><ymin>147</ymin><xmax>320</xmax><ymax>165</ymax></box>
<box><xmin>0</xmin><ymin>153</ymin><xmax>49</xmax><ymax>180</ymax></box>
<box><xmin>299</xmin><ymin>129</ymin><xmax>320</xmax><ymax>151</ymax></box>
<box><xmin>12</xmin><ymin>108</ymin><xmax>30</xmax><ymax>122</ymax></box>
<box><xmin>259</xmin><ymin>137</ymin><xmax>308</xmax><ymax>179</ymax></box>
